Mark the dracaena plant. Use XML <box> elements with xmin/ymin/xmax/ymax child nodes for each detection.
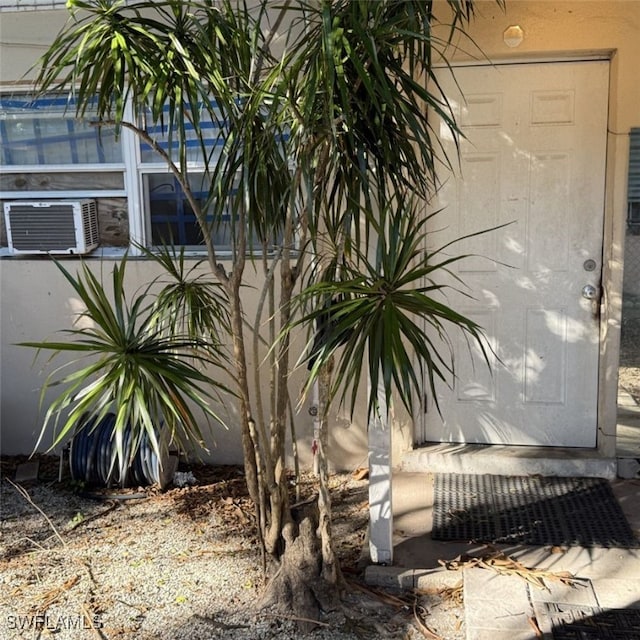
<box><xmin>22</xmin><ymin>246</ymin><xmax>232</xmax><ymax>477</ymax></box>
<box><xmin>296</xmin><ymin>197</ymin><xmax>495</xmax><ymax>421</ymax></box>
<box><xmin>29</xmin><ymin>0</ymin><xmax>506</xmax><ymax>625</ymax></box>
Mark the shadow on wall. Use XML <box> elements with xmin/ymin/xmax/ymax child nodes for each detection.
<box><xmin>325</xmin><ymin>410</ymin><xmax>368</xmax><ymax>473</ymax></box>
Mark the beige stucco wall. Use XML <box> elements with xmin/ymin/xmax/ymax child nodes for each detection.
<box><xmin>0</xmin><ymin>256</ymin><xmax>370</xmax><ymax>470</ymax></box>
<box><xmin>0</xmin><ymin>9</ymin><xmax>67</xmax><ymax>82</ymax></box>
<box><xmin>1</xmin><ymin>1</ymin><xmax>639</xmax><ymax>466</ymax></box>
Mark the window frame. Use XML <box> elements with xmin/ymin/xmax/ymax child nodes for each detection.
<box><xmin>0</xmin><ymin>89</ymin><xmax>131</xmax><ymax>256</ymax></box>
<box><xmin>0</xmin><ymin>91</ymin><xmax>246</xmax><ymax>257</ymax></box>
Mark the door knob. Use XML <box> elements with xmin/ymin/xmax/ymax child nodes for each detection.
<box><xmin>581</xmin><ymin>284</ymin><xmax>598</xmax><ymax>300</ymax></box>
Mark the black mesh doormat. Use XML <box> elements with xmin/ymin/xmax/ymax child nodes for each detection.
<box><xmin>432</xmin><ymin>474</ymin><xmax>639</xmax><ymax>547</ymax></box>
<box><xmin>543</xmin><ymin>604</ymin><xmax>640</xmax><ymax>640</ymax></box>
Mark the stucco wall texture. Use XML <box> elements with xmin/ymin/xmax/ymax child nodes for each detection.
<box><xmin>1</xmin><ymin>1</ymin><xmax>639</xmax><ymax>465</ymax></box>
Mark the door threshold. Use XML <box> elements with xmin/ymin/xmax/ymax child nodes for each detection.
<box><xmin>402</xmin><ymin>442</ymin><xmax>617</xmax><ymax>479</ymax></box>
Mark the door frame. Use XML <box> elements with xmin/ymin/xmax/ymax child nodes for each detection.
<box><xmin>414</xmin><ymin>53</ymin><xmax>619</xmax><ymax>458</ymax></box>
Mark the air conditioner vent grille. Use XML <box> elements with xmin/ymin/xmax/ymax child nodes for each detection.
<box><xmin>4</xmin><ymin>200</ymin><xmax>99</xmax><ymax>255</ymax></box>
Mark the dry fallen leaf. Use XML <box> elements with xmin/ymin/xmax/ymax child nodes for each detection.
<box><xmin>352</xmin><ymin>468</ymin><xmax>369</xmax><ymax>481</ymax></box>
<box><xmin>438</xmin><ymin>546</ymin><xmax>580</xmax><ymax>590</ymax></box>
<box><xmin>32</xmin><ymin>575</ymin><xmax>80</xmax><ymax>613</ymax></box>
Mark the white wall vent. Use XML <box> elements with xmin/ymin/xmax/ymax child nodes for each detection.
<box><xmin>3</xmin><ymin>200</ymin><xmax>99</xmax><ymax>255</ymax></box>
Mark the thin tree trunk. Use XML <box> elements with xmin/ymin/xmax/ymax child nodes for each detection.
<box><xmin>317</xmin><ymin>359</ymin><xmax>342</xmax><ymax>586</ymax></box>
<box><xmin>227</xmin><ymin>266</ymin><xmax>260</xmax><ymax>509</ymax></box>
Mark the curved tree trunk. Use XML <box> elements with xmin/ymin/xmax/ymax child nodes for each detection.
<box><xmin>258</xmin><ymin>213</ymin><xmax>342</xmax><ymax>628</ymax></box>
<box><xmin>260</xmin><ymin>497</ymin><xmax>342</xmax><ymax>632</ymax></box>
<box><xmin>228</xmin><ymin>279</ymin><xmax>261</xmax><ymax>509</ymax></box>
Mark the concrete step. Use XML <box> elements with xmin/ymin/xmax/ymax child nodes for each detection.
<box><xmin>401</xmin><ymin>443</ymin><xmax>617</xmax><ymax>479</ymax></box>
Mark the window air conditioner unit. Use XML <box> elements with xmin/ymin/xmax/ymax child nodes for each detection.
<box><xmin>3</xmin><ymin>200</ymin><xmax>99</xmax><ymax>255</ymax></box>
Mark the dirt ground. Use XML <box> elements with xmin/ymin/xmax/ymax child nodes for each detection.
<box><xmin>0</xmin><ymin>458</ymin><xmax>464</xmax><ymax>640</ymax></box>
<box><xmin>618</xmin><ymin>366</ymin><xmax>640</xmax><ymax>403</ymax></box>
<box><xmin>1</xmin><ymin>314</ymin><xmax>637</xmax><ymax>639</ymax></box>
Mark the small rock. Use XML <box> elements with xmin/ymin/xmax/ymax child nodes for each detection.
<box><xmin>173</xmin><ymin>470</ymin><xmax>197</xmax><ymax>487</ymax></box>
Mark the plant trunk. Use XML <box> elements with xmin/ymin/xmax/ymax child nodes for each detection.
<box><xmin>317</xmin><ymin>361</ymin><xmax>342</xmax><ymax>585</ymax></box>
<box><xmin>259</xmin><ymin>218</ymin><xmax>342</xmax><ymax>628</ymax></box>
<box><xmin>260</xmin><ymin>497</ymin><xmax>342</xmax><ymax>632</ymax></box>
<box><xmin>228</xmin><ymin>279</ymin><xmax>261</xmax><ymax>509</ymax></box>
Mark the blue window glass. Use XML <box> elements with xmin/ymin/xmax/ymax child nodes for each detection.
<box><xmin>144</xmin><ymin>173</ymin><xmax>240</xmax><ymax>249</ymax></box>
<box><xmin>0</xmin><ymin>95</ymin><xmax>122</xmax><ymax>166</ymax></box>
<box><xmin>138</xmin><ymin>102</ymin><xmax>226</xmax><ymax>165</ymax></box>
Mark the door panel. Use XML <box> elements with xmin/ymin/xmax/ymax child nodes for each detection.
<box><xmin>424</xmin><ymin>61</ymin><xmax>608</xmax><ymax>447</ymax></box>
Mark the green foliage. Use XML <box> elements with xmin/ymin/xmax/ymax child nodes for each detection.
<box><xmin>21</xmin><ymin>253</ymin><xmax>231</xmax><ymax>471</ymax></box>
<box><xmin>281</xmin><ymin>0</ymin><xmax>502</xmax><ymax>421</ymax></box>
<box><xmin>296</xmin><ymin>200</ymin><xmax>492</xmax><ymax>420</ymax></box>
<box><xmin>138</xmin><ymin>243</ymin><xmax>230</xmax><ymax>344</ymax></box>
<box><xmin>30</xmin><ymin>0</ymin><xmax>507</xmax><ymax>460</ymax></box>
<box><xmin>38</xmin><ymin>0</ymin><xmax>240</xmax><ymax>172</ymax></box>
<box><xmin>280</xmin><ymin>0</ymin><xmax>493</xmax><ymax>245</ymax></box>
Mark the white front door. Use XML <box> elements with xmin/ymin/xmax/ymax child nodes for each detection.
<box><xmin>423</xmin><ymin>60</ymin><xmax>609</xmax><ymax>447</ymax></box>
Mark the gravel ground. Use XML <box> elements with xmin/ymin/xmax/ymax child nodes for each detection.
<box><xmin>2</xmin><ymin>311</ymin><xmax>637</xmax><ymax>640</ymax></box>
<box><xmin>0</xmin><ymin>457</ymin><xmax>464</xmax><ymax>640</ymax></box>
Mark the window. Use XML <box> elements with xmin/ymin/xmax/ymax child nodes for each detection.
<box><xmin>144</xmin><ymin>173</ymin><xmax>240</xmax><ymax>248</ymax></box>
<box><xmin>0</xmin><ymin>96</ymin><xmax>121</xmax><ymax>166</ymax></box>
<box><xmin>145</xmin><ymin>174</ymin><xmax>206</xmax><ymax>246</ymax></box>
<box><xmin>0</xmin><ymin>93</ymin><xmax>127</xmax><ymax>250</ymax></box>
<box><xmin>0</xmin><ymin>93</ymin><xmax>287</xmax><ymax>255</ymax></box>
<box><xmin>0</xmin><ymin>93</ymin><xmax>255</xmax><ymax>254</ymax></box>
<box><xmin>137</xmin><ymin>104</ymin><xmax>237</xmax><ymax>250</ymax></box>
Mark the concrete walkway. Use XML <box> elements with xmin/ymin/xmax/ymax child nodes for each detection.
<box><xmin>364</xmin><ymin>472</ymin><xmax>640</xmax><ymax>639</ymax></box>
